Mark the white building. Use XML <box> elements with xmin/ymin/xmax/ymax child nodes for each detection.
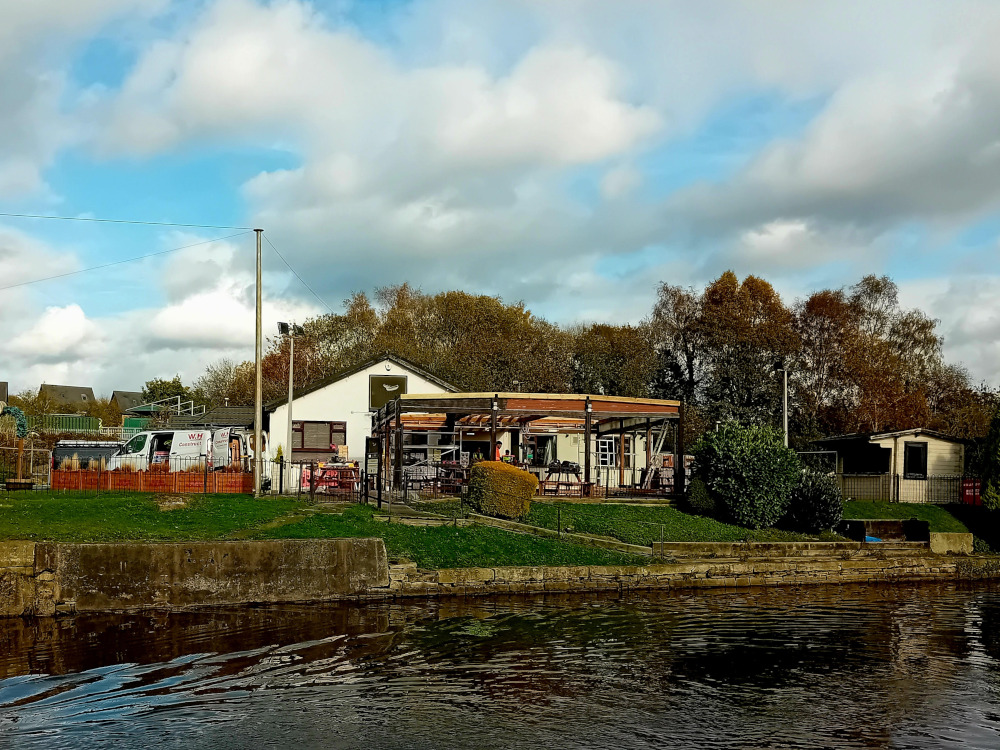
<box><xmin>266</xmin><ymin>355</ymin><xmax>456</xmax><ymax>463</ymax></box>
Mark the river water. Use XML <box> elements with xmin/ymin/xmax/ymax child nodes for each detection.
<box><xmin>2</xmin><ymin>583</ymin><xmax>1000</xmax><ymax>749</ymax></box>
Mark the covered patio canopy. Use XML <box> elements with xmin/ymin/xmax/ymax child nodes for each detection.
<box><xmin>373</xmin><ymin>392</ymin><xmax>684</xmax><ymax>493</ymax></box>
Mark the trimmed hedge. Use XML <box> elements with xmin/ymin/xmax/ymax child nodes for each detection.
<box><xmin>692</xmin><ymin>422</ymin><xmax>801</xmax><ymax>530</ymax></box>
<box><xmin>468</xmin><ymin>461</ymin><xmax>539</xmax><ymax>520</ymax></box>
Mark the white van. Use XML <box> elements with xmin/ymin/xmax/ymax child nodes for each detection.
<box><xmin>108</xmin><ymin>430</ymin><xmax>211</xmax><ymax>471</ymax></box>
<box><xmin>211</xmin><ymin>428</ymin><xmax>264</xmax><ymax>470</ymax></box>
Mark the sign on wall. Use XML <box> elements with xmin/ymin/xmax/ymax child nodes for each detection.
<box><xmin>369</xmin><ymin>375</ymin><xmax>408</xmax><ymax>411</ymax></box>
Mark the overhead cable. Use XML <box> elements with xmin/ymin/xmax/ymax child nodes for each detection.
<box><xmin>0</xmin><ymin>231</ymin><xmax>252</xmax><ymax>293</ymax></box>
<box><xmin>262</xmin><ymin>233</ymin><xmax>336</xmax><ymax>313</ymax></box>
<box><xmin>0</xmin><ymin>212</ymin><xmax>253</xmax><ymax>231</ymax></box>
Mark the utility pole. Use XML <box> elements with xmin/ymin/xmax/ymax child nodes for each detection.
<box><xmin>782</xmin><ymin>369</ymin><xmax>789</xmax><ymax>448</ymax></box>
<box><xmin>254</xmin><ymin>228</ymin><xmax>263</xmax><ymax>498</ymax></box>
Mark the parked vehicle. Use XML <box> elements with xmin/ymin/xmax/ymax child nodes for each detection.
<box><xmin>108</xmin><ymin>430</ymin><xmax>210</xmax><ymax>471</ymax></box>
<box><xmin>52</xmin><ymin>440</ymin><xmax>123</xmax><ymax>471</ymax></box>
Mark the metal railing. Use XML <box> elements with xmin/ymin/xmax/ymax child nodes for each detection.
<box><xmin>837</xmin><ymin>473</ymin><xmax>975</xmax><ymax>504</ymax></box>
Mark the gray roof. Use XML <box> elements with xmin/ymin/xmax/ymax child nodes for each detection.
<box><xmin>815</xmin><ymin>428</ymin><xmax>967</xmax><ymax>445</ymax></box>
<box><xmin>39</xmin><ymin>384</ymin><xmax>96</xmax><ymax>408</ymax></box>
<box><xmin>110</xmin><ymin>390</ymin><xmax>144</xmax><ymax>411</ymax></box>
<box><xmin>265</xmin><ymin>353</ymin><xmax>457</xmax><ymax>411</ymax></box>
<box><xmin>170</xmin><ymin>406</ymin><xmax>255</xmax><ymax>429</ymax></box>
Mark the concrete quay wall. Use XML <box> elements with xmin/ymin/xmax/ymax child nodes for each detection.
<box><xmin>3</xmin><ymin>537</ymin><xmax>998</xmax><ymax>618</ymax></box>
<box><xmin>1</xmin><ymin>539</ymin><xmax>389</xmax><ymax>617</ymax></box>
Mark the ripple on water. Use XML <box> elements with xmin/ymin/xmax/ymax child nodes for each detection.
<box><xmin>2</xmin><ymin>584</ymin><xmax>1000</xmax><ymax>749</ymax></box>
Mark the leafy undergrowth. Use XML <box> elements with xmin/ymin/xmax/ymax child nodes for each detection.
<box><xmin>523</xmin><ymin>503</ymin><xmax>842</xmax><ymax>546</ymax></box>
<box><xmin>255</xmin><ymin>504</ymin><xmax>648</xmax><ymax>569</ymax></box>
<box><xmin>0</xmin><ymin>492</ymin><xmax>304</xmax><ymax>542</ymax></box>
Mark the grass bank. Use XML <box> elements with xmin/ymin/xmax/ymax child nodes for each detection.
<box><xmin>0</xmin><ymin>492</ymin><xmax>647</xmax><ymax>569</ymax></box>
<box><xmin>841</xmin><ymin>501</ymin><xmax>970</xmax><ymax>533</ymax></box>
<box><xmin>842</xmin><ymin>500</ymin><xmax>1000</xmax><ymax>552</ymax></box>
<box><xmin>0</xmin><ymin>492</ymin><xmax>304</xmax><ymax>542</ymax></box>
<box><xmin>255</xmin><ymin>505</ymin><xmax>648</xmax><ymax>569</ymax></box>
<box><xmin>413</xmin><ymin>499</ymin><xmax>841</xmax><ymax>545</ymax></box>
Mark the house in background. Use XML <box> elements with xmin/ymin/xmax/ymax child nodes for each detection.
<box><xmin>814</xmin><ymin>428</ymin><xmax>966</xmax><ymax>504</ymax></box>
<box><xmin>39</xmin><ymin>384</ymin><xmax>96</xmax><ymax>411</ymax></box>
<box><xmin>266</xmin><ymin>354</ymin><xmax>457</xmax><ymax>464</ymax></box>
<box><xmin>110</xmin><ymin>390</ymin><xmax>144</xmax><ymax>413</ymax></box>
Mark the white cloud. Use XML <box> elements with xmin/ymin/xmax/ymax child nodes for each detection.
<box><xmin>601</xmin><ymin>164</ymin><xmax>641</xmax><ymax>200</ymax></box>
<box><xmin>9</xmin><ymin>304</ymin><xmax>105</xmax><ymax>363</ymax></box>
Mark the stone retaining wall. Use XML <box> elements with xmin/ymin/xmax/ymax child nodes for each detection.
<box><xmin>383</xmin><ymin>554</ymin><xmax>1000</xmax><ymax>598</ymax></box>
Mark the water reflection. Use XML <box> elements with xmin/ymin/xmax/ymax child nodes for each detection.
<box><xmin>2</xmin><ymin>584</ymin><xmax>1000</xmax><ymax>749</ymax></box>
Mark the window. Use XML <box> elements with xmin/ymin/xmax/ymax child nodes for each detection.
<box><xmin>291</xmin><ymin>421</ymin><xmax>347</xmax><ymax>452</ymax></box>
<box><xmin>597</xmin><ymin>436</ymin><xmax>633</xmax><ymax>468</ymax></box>
<box><xmin>123</xmin><ymin>434</ymin><xmax>147</xmax><ymax>455</ymax></box>
<box><xmin>903</xmin><ymin>442</ymin><xmax>928</xmax><ymax>480</ymax></box>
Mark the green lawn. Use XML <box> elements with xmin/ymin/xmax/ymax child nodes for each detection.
<box><xmin>0</xmin><ymin>492</ymin><xmax>647</xmax><ymax>568</ymax></box>
<box><xmin>522</xmin><ymin>502</ymin><xmax>840</xmax><ymax>545</ymax></box>
<box><xmin>256</xmin><ymin>504</ymin><xmax>649</xmax><ymax>569</ymax></box>
<box><xmin>414</xmin><ymin>498</ymin><xmax>839</xmax><ymax>545</ymax></box>
<box><xmin>841</xmin><ymin>501</ymin><xmax>970</xmax><ymax>534</ymax></box>
<box><xmin>0</xmin><ymin>492</ymin><xmax>304</xmax><ymax>542</ymax></box>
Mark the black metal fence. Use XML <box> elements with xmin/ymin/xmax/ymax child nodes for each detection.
<box><xmin>837</xmin><ymin>473</ymin><xmax>978</xmax><ymax>504</ymax></box>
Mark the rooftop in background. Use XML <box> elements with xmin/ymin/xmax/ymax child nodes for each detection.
<box><xmin>110</xmin><ymin>390</ymin><xmax>144</xmax><ymax>412</ymax></box>
<box><xmin>39</xmin><ymin>384</ymin><xmax>96</xmax><ymax>409</ymax></box>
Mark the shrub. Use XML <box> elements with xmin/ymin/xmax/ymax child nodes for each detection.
<box><xmin>784</xmin><ymin>470</ymin><xmax>843</xmax><ymax>533</ymax></box>
<box><xmin>692</xmin><ymin>422</ymin><xmax>801</xmax><ymax>530</ymax></box>
<box><xmin>685</xmin><ymin>477</ymin><xmax>716</xmax><ymax>517</ymax></box>
<box><xmin>468</xmin><ymin>461</ymin><xmax>538</xmax><ymax>520</ymax></box>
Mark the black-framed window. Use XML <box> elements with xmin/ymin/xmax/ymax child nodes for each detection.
<box><xmin>903</xmin><ymin>441</ymin><xmax>928</xmax><ymax>480</ymax></box>
<box><xmin>291</xmin><ymin>420</ymin><xmax>347</xmax><ymax>452</ymax></box>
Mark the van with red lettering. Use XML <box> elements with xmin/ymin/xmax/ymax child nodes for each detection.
<box><xmin>108</xmin><ymin>430</ymin><xmax>211</xmax><ymax>471</ymax></box>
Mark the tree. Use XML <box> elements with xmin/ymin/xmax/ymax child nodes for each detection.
<box><xmin>650</xmin><ymin>283</ymin><xmax>708</xmax><ymax>403</ymax></box>
<box><xmin>700</xmin><ymin>272</ymin><xmax>799</xmax><ymax>425</ymax></box>
<box><xmin>141</xmin><ymin>375</ymin><xmax>193</xmax><ymax>406</ymax></box>
<box><xmin>572</xmin><ymin>324</ymin><xmax>657</xmax><ymax>397</ymax></box>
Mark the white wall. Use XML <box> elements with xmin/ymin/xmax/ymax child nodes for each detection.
<box><xmin>268</xmin><ymin>358</ymin><xmax>450</xmax><ymax>461</ymax></box>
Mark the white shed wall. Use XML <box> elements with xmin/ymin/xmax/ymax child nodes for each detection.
<box><xmin>268</xmin><ymin>359</ymin><xmax>450</xmax><ymax>461</ymax></box>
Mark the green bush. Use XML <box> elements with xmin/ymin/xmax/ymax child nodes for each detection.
<box><xmin>981</xmin><ymin>408</ymin><xmax>1000</xmax><ymax>511</ymax></box>
<box><xmin>468</xmin><ymin>461</ymin><xmax>539</xmax><ymax>520</ymax></box>
<box><xmin>692</xmin><ymin>422</ymin><xmax>801</xmax><ymax>530</ymax></box>
<box><xmin>784</xmin><ymin>470</ymin><xmax>843</xmax><ymax>533</ymax></box>
<box><xmin>685</xmin><ymin>477</ymin><xmax>717</xmax><ymax>517</ymax></box>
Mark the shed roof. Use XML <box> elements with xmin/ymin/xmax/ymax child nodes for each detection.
<box><xmin>815</xmin><ymin>428</ymin><xmax>966</xmax><ymax>445</ymax></box>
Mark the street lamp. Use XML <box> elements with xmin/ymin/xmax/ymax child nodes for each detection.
<box><xmin>776</xmin><ymin>368</ymin><xmax>789</xmax><ymax>448</ymax></box>
<box><xmin>278</xmin><ymin>322</ymin><xmax>303</xmax><ymax>492</ymax></box>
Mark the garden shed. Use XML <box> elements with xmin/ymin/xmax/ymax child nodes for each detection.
<box><xmin>813</xmin><ymin>428</ymin><xmax>966</xmax><ymax>503</ymax></box>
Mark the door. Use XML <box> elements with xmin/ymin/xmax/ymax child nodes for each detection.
<box><xmin>112</xmin><ymin>433</ymin><xmax>151</xmax><ymax>471</ymax></box>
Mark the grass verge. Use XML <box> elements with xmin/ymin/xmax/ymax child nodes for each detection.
<box><xmin>0</xmin><ymin>492</ymin><xmax>304</xmax><ymax>542</ymax></box>
<box><xmin>414</xmin><ymin>498</ymin><xmax>841</xmax><ymax>545</ymax></box>
<box><xmin>841</xmin><ymin>501</ymin><xmax>970</xmax><ymax>534</ymax></box>
<box><xmin>255</xmin><ymin>505</ymin><xmax>649</xmax><ymax>568</ymax></box>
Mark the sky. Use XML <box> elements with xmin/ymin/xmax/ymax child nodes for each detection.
<box><xmin>2</xmin><ymin>0</ymin><xmax>1000</xmax><ymax>395</ymax></box>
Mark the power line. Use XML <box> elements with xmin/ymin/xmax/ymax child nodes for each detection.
<box><xmin>0</xmin><ymin>231</ymin><xmax>252</xmax><ymax>293</ymax></box>
<box><xmin>0</xmin><ymin>212</ymin><xmax>253</xmax><ymax>230</ymax></box>
<box><xmin>262</xmin><ymin>233</ymin><xmax>335</xmax><ymax>313</ymax></box>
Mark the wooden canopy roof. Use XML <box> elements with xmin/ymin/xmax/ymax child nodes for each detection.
<box><xmin>376</xmin><ymin>392</ymin><xmax>680</xmax><ymax>435</ymax></box>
